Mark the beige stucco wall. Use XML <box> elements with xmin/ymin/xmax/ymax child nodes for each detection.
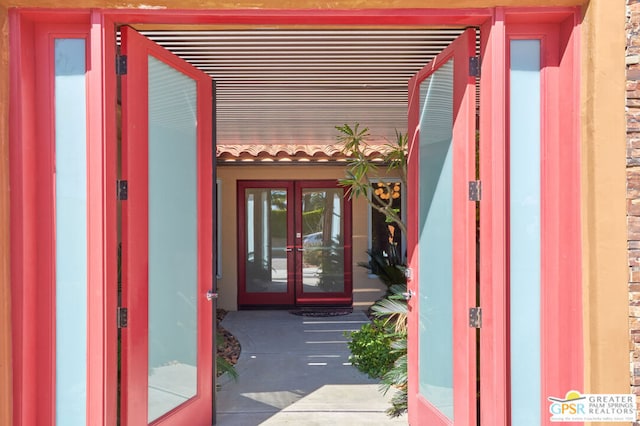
<box><xmin>580</xmin><ymin>0</ymin><xmax>629</xmax><ymax>403</ymax></box>
<box><xmin>216</xmin><ymin>164</ymin><xmax>393</xmax><ymax>311</ymax></box>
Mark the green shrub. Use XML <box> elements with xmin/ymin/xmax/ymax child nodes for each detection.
<box><xmin>346</xmin><ymin>319</ymin><xmax>399</xmax><ymax>379</ymax></box>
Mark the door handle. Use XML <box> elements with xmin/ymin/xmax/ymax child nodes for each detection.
<box><xmin>206</xmin><ymin>290</ymin><xmax>218</xmax><ymax>301</ymax></box>
<box><xmin>402</xmin><ymin>290</ymin><xmax>415</xmax><ymax>301</ymax></box>
<box><xmin>286</xmin><ymin>248</ymin><xmax>293</xmax><ymax>252</ymax></box>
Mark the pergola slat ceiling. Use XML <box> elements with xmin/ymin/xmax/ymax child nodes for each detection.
<box><xmin>139</xmin><ymin>28</ymin><xmax>465</xmax><ymax>146</ymax></box>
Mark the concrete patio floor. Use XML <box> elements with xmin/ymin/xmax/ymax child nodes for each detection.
<box><xmin>215</xmin><ymin>310</ymin><xmax>408</xmax><ymax>425</ymax></box>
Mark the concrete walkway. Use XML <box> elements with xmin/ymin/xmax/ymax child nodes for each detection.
<box><xmin>215</xmin><ymin>310</ymin><xmax>408</xmax><ymax>425</ymax></box>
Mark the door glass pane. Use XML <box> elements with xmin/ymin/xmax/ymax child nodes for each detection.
<box><xmin>418</xmin><ymin>59</ymin><xmax>454</xmax><ymax>420</ymax></box>
<box><xmin>510</xmin><ymin>39</ymin><xmax>541</xmax><ymax>426</ymax></box>
<box><xmin>301</xmin><ymin>189</ymin><xmax>345</xmax><ymax>293</ymax></box>
<box><xmin>245</xmin><ymin>188</ymin><xmax>288</xmax><ymax>293</ymax></box>
<box><xmin>55</xmin><ymin>38</ymin><xmax>87</xmax><ymax>426</ymax></box>
<box><xmin>147</xmin><ymin>56</ymin><xmax>198</xmax><ymax>422</ymax></box>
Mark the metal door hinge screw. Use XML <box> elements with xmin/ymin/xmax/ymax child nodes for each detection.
<box><xmin>117</xmin><ymin>307</ymin><xmax>128</xmax><ymax>328</ymax></box>
<box><xmin>469</xmin><ymin>307</ymin><xmax>482</xmax><ymax>328</ymax></box>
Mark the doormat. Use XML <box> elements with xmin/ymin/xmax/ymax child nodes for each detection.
<box><xmin>289</xmin><ymin>307</ymin><xmax>353</xmax><ymax>317</ymax></box>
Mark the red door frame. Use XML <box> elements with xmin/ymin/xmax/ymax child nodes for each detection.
<box><xmin>8</xmin><ymin>7</ymin><xmax>582</xmax><ymax>426</ymax></box>
<box><xmin>120</xmin><ymin>26</ymin><xmax>214</xmax><ymax>425</ymax></box>
<box><xmin>478</xmin><ymin>9</ymin><xmax>583</xmax><ymax>426</ymax></box>
<box><xmin>237</xmin><ymin>180</ymin><xmax>353</xmax><ymax>307</ymax></box>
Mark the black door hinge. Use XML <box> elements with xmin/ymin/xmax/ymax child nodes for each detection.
<box><xmin>469</xmin><ymin>180</ymin><xmax>481</xmax><ymax>202</ymax></box>
<box><xmin>469</xmin><ymin>307</ymin><xmax>482</xmax><ymax>328</ymax></box>
<box><xmin>117</xmin><ymin>180</ymin><xmax>128</xmax><ymax>201</ymax></box>
<box><xmin>117</xmin><ymin>307</ymin><xmax>128</xmax><ymax>328</ymax></box>
<box><xmin>116</xmin><ymin>55</ymin><xmax>128</xmax><ymax>75</ymax></box>
<box><xmin>469</xmin><ymin>56</ymin><xmax>480</xmax><ymax>78</ymax></box>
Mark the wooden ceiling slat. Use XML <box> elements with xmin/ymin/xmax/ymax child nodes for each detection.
<box><xmin>139</xmin><ymin>28</ymin><xmax>466</xmax><ymax>146</ymax></box>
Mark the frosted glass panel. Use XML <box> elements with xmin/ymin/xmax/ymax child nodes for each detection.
<box><xmin>418</xmin><ymin>59</ymin><xmax>454</xmax><ymax>420</ymax></box>
<box><xmin>55</xmin><ymin>38</ymin><xmax>87</xmax><ymax>426</ymax></box>
<box><xmin>301</xmin><ymin>189</ymin><xmax>345</xmax><ymax>294</ymax></box>
<box><xmin>245</xmin><ymin>189</ymin><xmax>288</xmax><ymax>293</ymax></box>
<box><xmin>510</xmin><ymin>39</ymin><xmax>541</xmax><ymax>426</ymax></box>
<box><xmin>147</xmin><ymin>56</ymin><xmax>198</xmax><ymax>422</ymax></box>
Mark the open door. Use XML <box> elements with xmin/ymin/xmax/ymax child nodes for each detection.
<box><xmin>120</xmin><ymin>26</ymin><xmax>215</xmax><ymax>425</ymax></box>
<box><xmin>406</xmin><ymin>28</ymin><xmax>477</xmax><ymax>425</ymax></box>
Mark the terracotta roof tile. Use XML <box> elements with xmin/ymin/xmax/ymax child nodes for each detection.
<box><xmin>216</xmin><ymin>143</ymin><xmax>395</xmax><ymax>164</ymax></box>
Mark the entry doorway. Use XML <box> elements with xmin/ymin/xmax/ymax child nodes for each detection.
<box><xmin>237</xmin><ymin>180</ymin><xmax>352</xmax><ymax>307</ymax></box>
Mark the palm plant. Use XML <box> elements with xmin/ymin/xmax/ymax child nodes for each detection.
<box><xmin>338</xmin><ymin>123</ymin><xmax>408</xmax><ymax>417</ymax></box>
<box><xmin>372</xmin><ymin>284</ymin><xmax>408</xmax><ymax>417</ymax></box>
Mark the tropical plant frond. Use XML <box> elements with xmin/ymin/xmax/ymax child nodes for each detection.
<box><xmin>379</xmin><ymin>353</ymin><xmax>407</xmax><ymax>391</ymax></box>
<box><xmin>372</xmin><ymin>284</ymin><xmax>407</xmax><ymax>334</ymax></box>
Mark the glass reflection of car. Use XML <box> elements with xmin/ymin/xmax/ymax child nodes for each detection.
<box><xmin>302</xmin><ymin>232</ymin><xmax>323</xmax><ymax>247</ymax></box>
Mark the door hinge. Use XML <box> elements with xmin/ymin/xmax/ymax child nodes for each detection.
<box><xmin>117</xmin><ymin>307</ymin><xmax>128</xmax><ymax>328</ymax></box>
<box><xmin>469</xmin><ymin>56</ymin><xmax>480</xmax><ymax>77</ymax></box>
<box><xmin>469</xmin><ymin>180</ymin><xmax>481</xmax><ymax>201</ymax></box>
<box><xmin>469</xmin><ymin>307</ymin><xmax>482</xmax><ymax>328</ymax></box>
<box><xmin>116</xmin><ymin>55</ymin><xmax>128</xmax><ymax>75</ymax></box>
<box><xmin>117</xmin><ymin>180</ymin><xmax>128</xmax><ymax>201</ymax></box>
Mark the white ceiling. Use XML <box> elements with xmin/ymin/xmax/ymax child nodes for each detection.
<box><xmin>139</xmin><ymin>27</ymin><xmax>466</xmax><ymax>146</ymax></box>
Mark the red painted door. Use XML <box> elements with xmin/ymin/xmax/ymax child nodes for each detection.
<box><xmin>406</xmin><ymin>28</ymin><xmax>477</xmax><ymax>425</ymax></box>
<box><xmin>237</xmin><ymin>180</ymin><xmax>352</xmax><ymax>307</ymax></box>
<box><xmin>293</xmin><ymin>181</ymin><xmax>352</xmax><ymax>306</ymax></box>
<box><xmin>237</xmin><ymin>180</ymin><xmax>296</xmax><ymax>306</ymax></box>
<box><xmin>120</xmin><ymin>26</ymin><xmax>214</xmax><ymax>425</ymax></box>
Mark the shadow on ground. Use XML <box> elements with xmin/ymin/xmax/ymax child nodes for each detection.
<box><xmin>215</xmin><ymin>310</ymin><xmax>408</xmax><ymax>425</ymax></box>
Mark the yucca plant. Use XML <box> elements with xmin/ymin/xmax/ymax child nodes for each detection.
<box><xmin>336</xmin><ymin>123</ymin><xmax>407</xmax><ymax>236</ymax></box>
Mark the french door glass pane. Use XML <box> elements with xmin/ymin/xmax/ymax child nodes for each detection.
<box><xmin>418</xmin><ymin>59</ymin><xmax>454</xmax><ymax>420</ymax></box>
<box><xmin>301</xmin><ymin>188</ymin><xmax>345</xmax><ymax>293</ymax></box>
<box><xmin>245</xmin><ymin>188</ymin><xmax>288</xmax><ymax>293</ymax></box>
<box><xmin>147</xmin><ymin>55</ymin><xmax>198</xmax><ymax>422</ymax></box>
<box><xmin>55</xmin><ymin>38</ymin><xmax>87</xmax><ymax>426</ymax></box>
<box><xmin>510</xmin><ymin>39</ymin><xmax>541</xmax><ymax>426</ymax></box>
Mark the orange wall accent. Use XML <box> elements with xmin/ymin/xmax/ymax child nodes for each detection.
<box><xmin>0</xmin><ymin>4</ymin><xmax>11</xmax><ymax>426</ymax></box>
<box><xmin>580</xmin><ymin>0</ymin><xmax>629</xmax><ymax>405</ymax></box>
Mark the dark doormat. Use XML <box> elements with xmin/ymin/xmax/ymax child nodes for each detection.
<box><xmin>289</xmin><ymin>307</ymin><xmax>353</xmax><ymax>317</ymax></box>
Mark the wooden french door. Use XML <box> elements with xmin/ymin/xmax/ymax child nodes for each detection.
<box><xmin>120</xmin><ymin>27</ymin><xmax>215</xmax><ymax>425</ymax></box>
<box><xmin>238</xmin><ymin>180</ymin><xmax>352</xmax><ymax>307</ymax></box>
<box><xmin>406</xmin><ymin>28</ymin><xmax>477</xmax><ymax>425</ymax></box>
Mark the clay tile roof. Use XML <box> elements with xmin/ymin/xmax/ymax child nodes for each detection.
<box><xmin>216</xmin><ymin>143</ymin><xmax>395</xmax><ymax>164</ymax></box>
